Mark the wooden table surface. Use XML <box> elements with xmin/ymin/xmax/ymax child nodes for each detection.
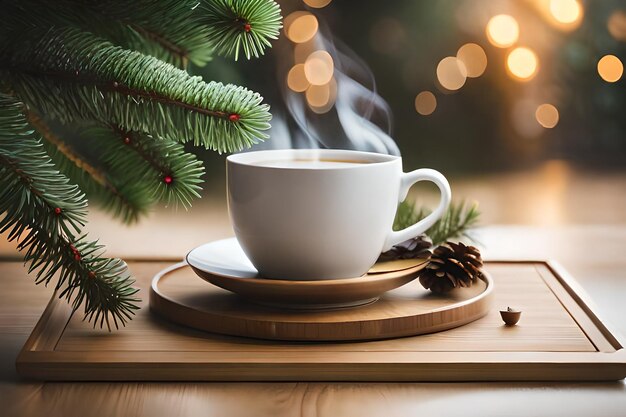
<box><xmin>2</xmin><ymin>164</ymin><xmax>626</xmax><ymax>416</ymax></box>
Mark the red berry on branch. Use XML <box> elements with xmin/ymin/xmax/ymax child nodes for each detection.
<box><xmin>54</xmin><ymin>207</ymin><xmax>62</xmax><ymax>215</ymax></box>
<box><xmin>244</xmin><ymin>23</ymin><xmax>251</xmax><ymax>32</ymax></box>
<box><xmin>164</xmin><ymin>175</ymin><xmax>173</xmax><ymax>184</ymax></box>
<box><xmin>74</xmin><ymin>254</ymin><xmax>81</xmax><ymax>261</ymax></box>
<box><xmin>123</xmin><ymin>136</ymin><xmax>131</xmax><ymax>144</ymax></box>
<box><xmin>88</xmin><ymin>271</ymin><xmax>96</xmax><ymax>279</ymax></box>
<box><xmin>229</xmin><ymin>113</ymin><xmax>240</xmax><ymax>122</ymax></box>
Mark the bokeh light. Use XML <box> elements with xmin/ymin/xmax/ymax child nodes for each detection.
<box><xmin>414</xmin><ymin>91</ymin><xmax>437</xmax><ymax>115</ymax></box>
<box><xmin>549</xmin><ymin>0</ymin><xmax>582</xmax><ymax>24</ymax></box>
<box><xmin>436</xmin><ymin>57</ymin><xmax>467</xmax><ymax>91</ymax></box>
<box><xmin>536</xmin><ymin>104</ymin><xmax>560</xmax><ymax>128</ymax></box>
<box><xmin>507</xmin><ymin>47</ymin><xmax>539</xmax><ymax>80</ymax></box>
<box><xmin>608</xmin><ymin>10</ymin><xmax>626</xmax><ymax>41</ymax></box>
<box><xmin>303</xmin><ymin>0</ymin><xmax>332</xmax><ymax>8</ymax></box>
<box><xmin>284</xmin><ymin>11</ymin><xmax>307</xmax><ymax>35</ymax></box>
<box><xmin>285</xmin><ymin>11</ymin><xmax>318</xmax><ymax>43</ymax></box>
<box><xmin>308</xmin><ymin>78</ymin><xmax>338</xmax><ymax>114</ymax></box>
<box><xmin>306</xmin><ymin>84</ymin><xmax>330</xmax><ymax>107</ymax></box>
<box><xmin>304</xmin><ymin>50</ymin><xmax>334</xmax><ymax>85</ymax></box>
<box><xmin>486</xmin><ymin>15</ymin><xmax>519</xmax><ymax>48</ymax></box>
<box><xmin>287</xmin><ymin>64</ymin><xmax>309</xmax><ymax>92</ymax></box>
<box><xmin>456</xmin><ymin>43</ymin><xmax>487</xmax><ymax>78</ymax></box>
<box><xmin>597</xmin><ymin>55</ymin><xmax>624</xmax><ymax>82</ymax></box>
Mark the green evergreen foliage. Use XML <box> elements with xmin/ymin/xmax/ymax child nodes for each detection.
<box><xmin>87</xmin><ymin>0</ymin><xmax>217</xmax><ymax>67</ymax></box>
<box><xmin>6</xmin><ymin>27</ymin><xmax>271</xmax><ymax>153</ymax></box>
<box><xmin>394</xmin><ymin>200</ymin><xmax>481</xmax><ymax>245</ymax></box>
<box><xmin>0</xmin><ymin>0</ymin><xmax>282</xmax><ymax>328</ymax></box>
<box><xmin>0</xmin><ymin>94</ymin><xmax>139</xmax><ymax>329</ymax></box>
<box><xmin>203</xmin><ymin>0</ymin><xmax>282</xmax><ymax>60</ymax></box>
<box><xmin>95</xmin><ymin>126</ymin><xmax>205</xmax><ymax>209</ymax></box>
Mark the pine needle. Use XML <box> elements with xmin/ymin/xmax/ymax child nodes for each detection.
<box><xmin>394</xmin><ymin>200</ymin><xmax>481</xmax><ymax>245</ymax></box>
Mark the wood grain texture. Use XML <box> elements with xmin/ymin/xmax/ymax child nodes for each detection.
<box><xmin>152</xmin><ymin>263</ymin><xmax>492</xmax><ymax>341</ymax></box>
<box><xmin>14</xmin><ymin>261</ymin><xmax>626</xmax><ymax>382</ymax></box>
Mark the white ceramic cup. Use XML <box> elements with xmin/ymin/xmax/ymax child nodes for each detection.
<box><xmin>227</xmin><ymin>149</ymin><xmax>451</xmax><ymax>280</ymax></box>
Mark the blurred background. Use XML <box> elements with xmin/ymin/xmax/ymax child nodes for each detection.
<box><xmin>196</xmin><ymin>0</ymin><xmax>626</xmax><ymax>173</ymax></box>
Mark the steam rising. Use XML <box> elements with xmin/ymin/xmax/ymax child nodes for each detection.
<box><xmin>256</xmin><ymin>24</ymin><xmax>401</xmax><ymax>156</ymax></box>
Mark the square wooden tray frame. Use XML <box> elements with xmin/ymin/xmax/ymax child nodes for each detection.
<box><xmin>16</xmin><ymin>260</ymin><xmax>626</xmax><ymax>381</ymax></box>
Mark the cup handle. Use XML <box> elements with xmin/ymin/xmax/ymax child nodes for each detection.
<box><xmin>383</xmin><ymin>168</ymin><xmax>452</xmax><ymax>251</ymax></box>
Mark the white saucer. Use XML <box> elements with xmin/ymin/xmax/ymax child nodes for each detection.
<box><xmin>186</xmin><ymin>237</ymin><xmax>258</xmax><ymax>279</ymax></box>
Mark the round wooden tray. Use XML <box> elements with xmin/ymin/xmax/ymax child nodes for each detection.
<box><xmin>150</xmin><ymin>263</ymin><xmax>494</xmax><ymax>341</ymax></box>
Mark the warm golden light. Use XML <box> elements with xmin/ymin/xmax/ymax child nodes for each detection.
<box><xmin>535</xmin><ymin>104</ymin><xmax>559</xmax><ymax>128</ymax></box>
<box><xmin>306</xmin><ymin>84</ymin><xmax>329</xmax><ymax>107</ymax></box>
<box><xmin>308</xmin><ymin>78</ymin><xmax>337</xmax><ymax>114</ymax></box>
<box><xmin>414</xmin><ymin>91</ymin><xmax>437</xmax><ymax>116</ymax></box>
<box><xmin>456</xmin><ymin>43</ymin><xmax>487</xmax><ymax>78</ymax></box>
<box><xmin>304</xmin><ymin>50</ymin><xmax>334</xmax><ymax>85</ymax></box>
<box><xmin>597</xmin><ymin>55</ymin><xmax>624</xmax><ymax>83</ymax></box>
<box><xmin>285</xmin><ymin>12</ymin><xmax>318</xmax><ymax>43</ymax></box>
<box><xmin>303</xmin><ymin>0</ymin><xmax>332</xmax><ymax>8</ymax></box>
<box><xmin>284</xmin><ymin>11</ymin><xmax>306</xmax><ymax>34</ymax></box>
<box><xmin>608</xmin><ymin>11</ymin><xmax>626</xmax><ymax>42</ymax></box>
<box><xmin>486</xmin><ymin>15</ymin><xmax>519</xmax><ymax>48</ymax></box>
<box><xmin>287</xmin><ymin>64</ymin><xmax>309</xmax><ymax>92</ymax></box>
<box><xmin>436</xmin><ymin>57</ymin><xmax>467</xmax><ymax>91</ymax></box>
<box><xmin>506</xmin><ymin>47</ymin><xmax>538</xmax><ymax>80</ymax></box>
<box><xmin>549</xmin><ymin>0</ymin><xmax>581</xmax><ymax>24</ymax></box>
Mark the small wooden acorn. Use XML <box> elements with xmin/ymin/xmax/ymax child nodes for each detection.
<box><xmin>500</xmin><ymin>307</ymin><xmax>522</xmax><ymax>326</ymax></box>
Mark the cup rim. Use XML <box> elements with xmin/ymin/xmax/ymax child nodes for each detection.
<box><xmin>227</xmin><ymin>149</ymin><xmax>399</xmax><ymax>170</ymax></box>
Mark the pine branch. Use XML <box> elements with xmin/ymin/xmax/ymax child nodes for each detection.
<box><xmin>88</xmin><ymin>0</ymin><xmax>216</xmax><ymax>68</ymax></box>
<box><xmin>0</xmin><ymin>99</ymin><xmax>87</xmax><ymax>233</ymax></box>
<box><xmin>33</xmin><ymin>120</ymin><xmax>204</xmax><ymax>220</ymax></box>
<box><xmin>394</xmin><ymin>200</ymin><xmax>481</xmax><ymax>246</ymax></box>
<box><xmin>0</xmin><ymin>0</ymin><xmax>285</xmax><ymax>332</ymax></box>
<box><xmin>203</xmin><ymin>0</ymin><xmax>282</xmax><ymax>60</ymax></box>
<box><xmin>393</xmin><ymin>202</ymin><xmax>429</xmax><ymax>232</ymax></box>
<box><xmin>2</xmin><ymin>0</ymin><xmax>283</xmax><ymax>67</ymax></box>
<box><xmin>1</xmin><ymin>0</ymin><xmax>213</xmax><ymax>68</ymax></box>
<box><xmin>0</xmin><ymin>93</ymin><xmax>139</xmax><ymax>329</ymax></box>
<box><xmin>2</xmin><ymin>27</ymin><xmax>271</xmax><ymax>153</ymax></box>
<box><xmin>26</xmin><ymin>113</ymin><xmax>152</xmax><ymax>224</ymax></box>
<box><xmin>102</xmin><ymin>126</ymin><xmax>205</xmax><ymax>209</ymax></box>
<box><xmin>28</xmin><ymin>113</ymin><xmax>109</xmax><ymax>187</ymax></box>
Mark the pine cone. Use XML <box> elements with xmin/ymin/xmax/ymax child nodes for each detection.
<box><xmin>418</xmin><ymin>242</ymin><xmax>483</xmax><ymax>293</ymax></box>
<box><xmin>378</xmin><ymin>235</ymin><xmax>433</xmax><ymax>262</ymax></box>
